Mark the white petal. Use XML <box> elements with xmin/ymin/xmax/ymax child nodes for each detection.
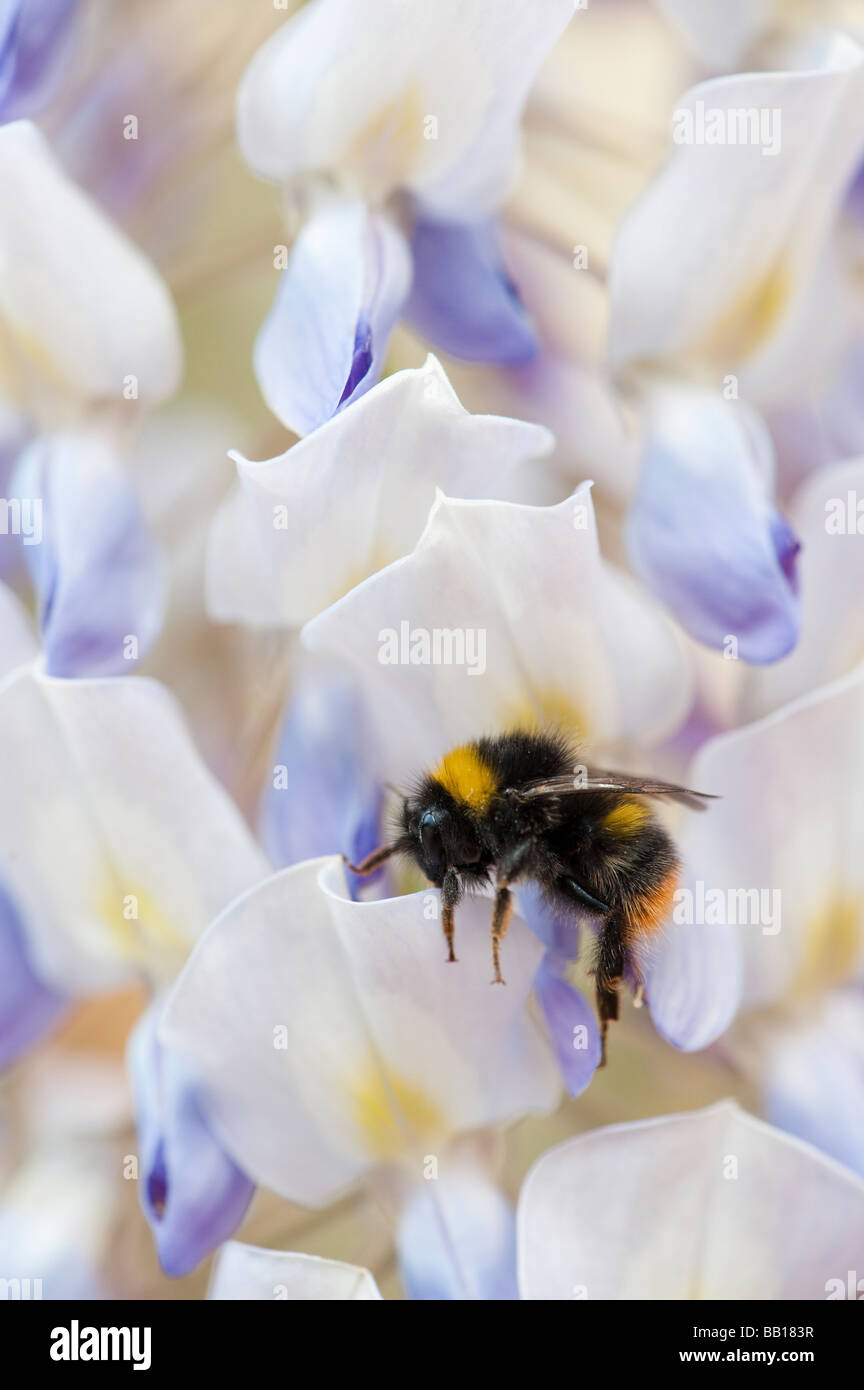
<box><xmin>208</xmin><ymin>1243</ymin><xmax>382</xmax><ymax>1301</ymax></box>
<box><xmin>680</xmin><ymin>664</ymin><xmax>864</xmax><ymax>1012</ymax></box>
<box><xmin>160</xmin><ymin>857</ymin><xmax>559</xmax><ymax>1207</ymax></box>
<box><xmin>745</xmin><ymin>456</ymin><xmax>864</xmax><ymax>718</ymax></box>
<box><xmin>0</xmin><ymin>670</ymin><xmax>269</xmax><ymax>993</ymax></box>
<box><xmin>609</xmin><ymin>33</ymin><xmax>864</xmax><ymax>401</ymax></box>
<box><xmin>0</xmin><ymin>579</ymin><xmax>36</xmax><ymax>676</ymax></box>
<box><xmin>0</xmin><ymin>120</ymin><xmax>182</xmax><ymax>413</ymax></box>
<box><xmin>237</xmin><ymin>0</ymin><xmax>575</xmax><ymax>216</ymax></box>
<box><xmin>302</xmin><ymin>486</ymin><xmax>692</xmax><ymax>779</ymax></box>
<box><xmin>207</xmin><ymin>355</ymin><xmax>552</xmax><ymax>628</ymax></box>
<box><xmin>518</xmin><ymin>1101</ymin><xmax>864</xmax><ymax>1299</ymax></box>
<box><xmin>652</xmin><ymin>0</ymin><xmax>768</xmax><ymax>69</ymax></box>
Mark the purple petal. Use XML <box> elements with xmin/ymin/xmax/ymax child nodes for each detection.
<box><xmin>397</xmin><ymin>1173</ymin><xmax>518</xmax><ymax>1301</ymax></box>
<box><xmin>534</xmin><ymin>950</ymin><xmax>601</xmax><ymax>1096</ymax></box>
<box><xmin>128</xmin><ymin>1006</ymin><xmax>255</xmax><ymax>1278</ymax></box>
<box><xmin>16</xmin><ymin>433</ymin><xmax>164</xmax><ymax>677</ymax></box>
<box><xmin>627</xmin><ymin>391</ymin><xmax>801</xmax><ymax>664</ymax></box>
<box><xmin>254</xmin><ymin>200</ymin><xmax>411</xmax><ymax>437</ymax></box>
<box><xmin>0</xmin><ymin>878</ymin><xmax>67</xmax><ymax>1068</ymax></box>
<box><xmin>405</xmin><ymin>216</ymin><xmax>538</xmax><ymax>365</ymax></box>
<box><xmin>260</xmin><ymin>664</ymin><xmax>381</xmax><ymax>875</ymax></box>
<box><xmin>0</xmin><ymin>0</ymin><xmax>79</xmax><ymax>118</ymax></box>
<box><xmin>515</xmin><ymin>880</ymin><xmax>584</xmax><ymax>955</ymax></box>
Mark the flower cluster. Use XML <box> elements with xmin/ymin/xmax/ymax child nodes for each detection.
<box><xmin>1</xmin><ymin>0</ymin><xmax>864</xmax><ymax>1305</ymax></box>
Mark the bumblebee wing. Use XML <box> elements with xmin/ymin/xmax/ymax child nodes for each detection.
<box><xmin>517</xmin><ymin>770</ymin><xmax>718</xmax><ymax>812</ymax></box>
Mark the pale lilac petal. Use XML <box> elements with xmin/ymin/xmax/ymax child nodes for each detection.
<box><xmin>519</xmin><ymin>1102</ymin><xmax>864</xmax><ymax>1299</ymax></box>
<box><xmin>0</xmin><ymin>879</ymin><xmax>67</xmax><ymax>1068</ymax></box>
<box><xmin>641</xmin><ymin>870</ymin><xmax>742</xmax><ymax>1052</ymax></box>
<box><xmin>254</xmin><ymin>200</ymin><xmax>411</xmax><ymax>437</ymax></box>
<box><xmin>763</xmin><ymin>992</ymin><xmax>864</xmax><ymax>1179</ymax></box>
<box><xmin>406</xmin><ymin>217</ymin><xmax>537</xmax><ymax>364</ymax></box>
<box><xmin>627</xmin><ymin>388</ymin><xmax>800</xmax><ymax>662</ymax></box>
<box><xmin>397</xmin><ymin>1171</ymin><xmax>518</xmax><ymax>1301</ymax></box>
<box><xmin>260</xmin><ymin>663</ymin><xmax>381</xmax><ymax>872</ymax></box>
<box><xmin>533</xmin><ymin>951</ymin><xmax>601</xmax><ymax>1095</ymax></box>
<box><xmin>0</xmin><ymin>0</ymin><xmax>79</xmax><ymax>117</ymax></box>
<box><xmin>16</xmin><ymin>432</ymin><xmax>164</xmax><ymax>677</ymax></box>
<box><xmin>128</xmin><ymin>1005</ymin><xmax>255</xmax><ymax>1278</ymax></box>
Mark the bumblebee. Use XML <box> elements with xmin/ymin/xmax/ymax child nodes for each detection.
<box><xmin>345</xmin><ymin>729</ymin><xmax>716</xmax><ymax>1063</ymax></box>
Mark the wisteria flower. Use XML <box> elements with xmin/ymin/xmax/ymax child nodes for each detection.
<box><xmin>236</xmin><ymin>0</ymin><xmax>576</xmax><ymax>433</ymax></box>
<box><xmin>609</xmin><ymin>32</ymin><xmax>864</xmax><ymax>660</ymax></box>
<box><xmin>207</xmin><ymin>355</ymin><xmax>553</xmax><ymax>629</ymax></box>
<box><xmin>204</xmin><ymin>1103</ymin><xmax>864</xmax><ymax>1301</ymax></box>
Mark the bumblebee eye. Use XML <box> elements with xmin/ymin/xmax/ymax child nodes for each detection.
<box><xmin>419</xmin><ymin>811</ymin><xmax>445</xmax><ymax>872</ymax></box>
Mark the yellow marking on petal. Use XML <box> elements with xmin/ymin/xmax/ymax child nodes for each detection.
<box><xmin>500</xmin><ymin>687</ymin><xmax>591</xmax><ymax>747</ymax></box>
<box><xmin>96</xmin><ymin>878</ymin><xmax>187</xmax><ymax>972</ymax></box>
<box><xmin>792</xmin><ymin>893</ymin><xmax>864</xmax><ymax>997</ymax></box>
<box><xmin>699</xmin><ymin>261</ymin><xmax>792</xmax><ymax>364</ymax></box>
<box><xmin>349</xmin><ymin>1064</ymin><xmax>446</xmax><ymax>1161</ymax></box>
<box><xmin>0</xmin><ymin>320</ymin><xmax>81</xmax><ymax>406</ymax></box>
<box><xmin>327</xmin><ymin>542</ymin><xmax>396</xmax><ymax>607</ymax></box>
<box><xmin>344</xmin><ymin>84</ymin><xmax>426</xmax><ymax>199</ymax></box>
<box><xmin>431</xmin><ymin>743</ymin><xmax>498</xmax><ymax>810</ymax></box>
<box><xmin>601</xmin><ymin>799</ymin><xmax>650</xmax><ymax>837</ymax></box>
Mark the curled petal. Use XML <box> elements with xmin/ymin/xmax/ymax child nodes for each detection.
<box><xmin>209</xmin><ymin>1242</ymin><xmax>381</xmax><ymax>1301</ymax></box>
<box><xmin>238</xmin><ymin>0</ymin><xmax>575</xmax><ymax>218</ymax></box>
<box><xmin>254</xmin><ymin>200</ymin><xmax>411</xmax><ymax>437</ymax></box>
<box><xmin>208</xmin><ymin>354</ymin><xmax>550</xmax><ymax>628</ymax></box>
<box><xmin>627</xmin><ymin>387</ymin><xmax>800</xmax><ymax>663</ymax></box>
<box><xmin>303</xmin><ymin>485</ymin><xmax>693</xmax><ymax>780</ymax></box>
<box><xmin>128</xmin><ymin>1005</ymin><xmax>255</xmax><ymax>1278</ymax></box>
<box><xmin>406</xmin><ymin>217</ymin><xmax>537</xmax><ymax>364</ymax></box>
<box><xmin>160</xmin><ymin>857</ymin><xmax>559</xmax><ymax>1207</ymax></box>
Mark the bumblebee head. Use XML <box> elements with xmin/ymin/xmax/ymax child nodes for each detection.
<box><xmin>401</xmin><ymin>788</ymin><xmax>484</xmax><ymax>885</ymax></box>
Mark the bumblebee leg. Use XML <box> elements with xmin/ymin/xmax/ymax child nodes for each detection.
<box><xmin>341</xmin><ymin>844</ymin><xmax>397</xmax><ymax>876</ymax></box>
<box><xmin>441</xmin><ymin>867</ymin><xmax>460</xmax><ymax>964</ymax></box>
<box><xmin>593</xmin><ymin>909</ymin><xmax>626</xmax><ymax>1067</ymax></box>
<box><xmin>490</xmin><ymin>885</ymin><xmax>513</xmax><ymax>985</ymax></box>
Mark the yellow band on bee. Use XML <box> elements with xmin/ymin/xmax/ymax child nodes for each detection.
<box><xmin>601</xmin><ymin>799</ymin><xmax>650</xmax><ymax>836</ymax></box>
<box><xmin>431</xmin><ymin>744</ymin><xmax>498</xmax><ymax>810</ymax></box>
